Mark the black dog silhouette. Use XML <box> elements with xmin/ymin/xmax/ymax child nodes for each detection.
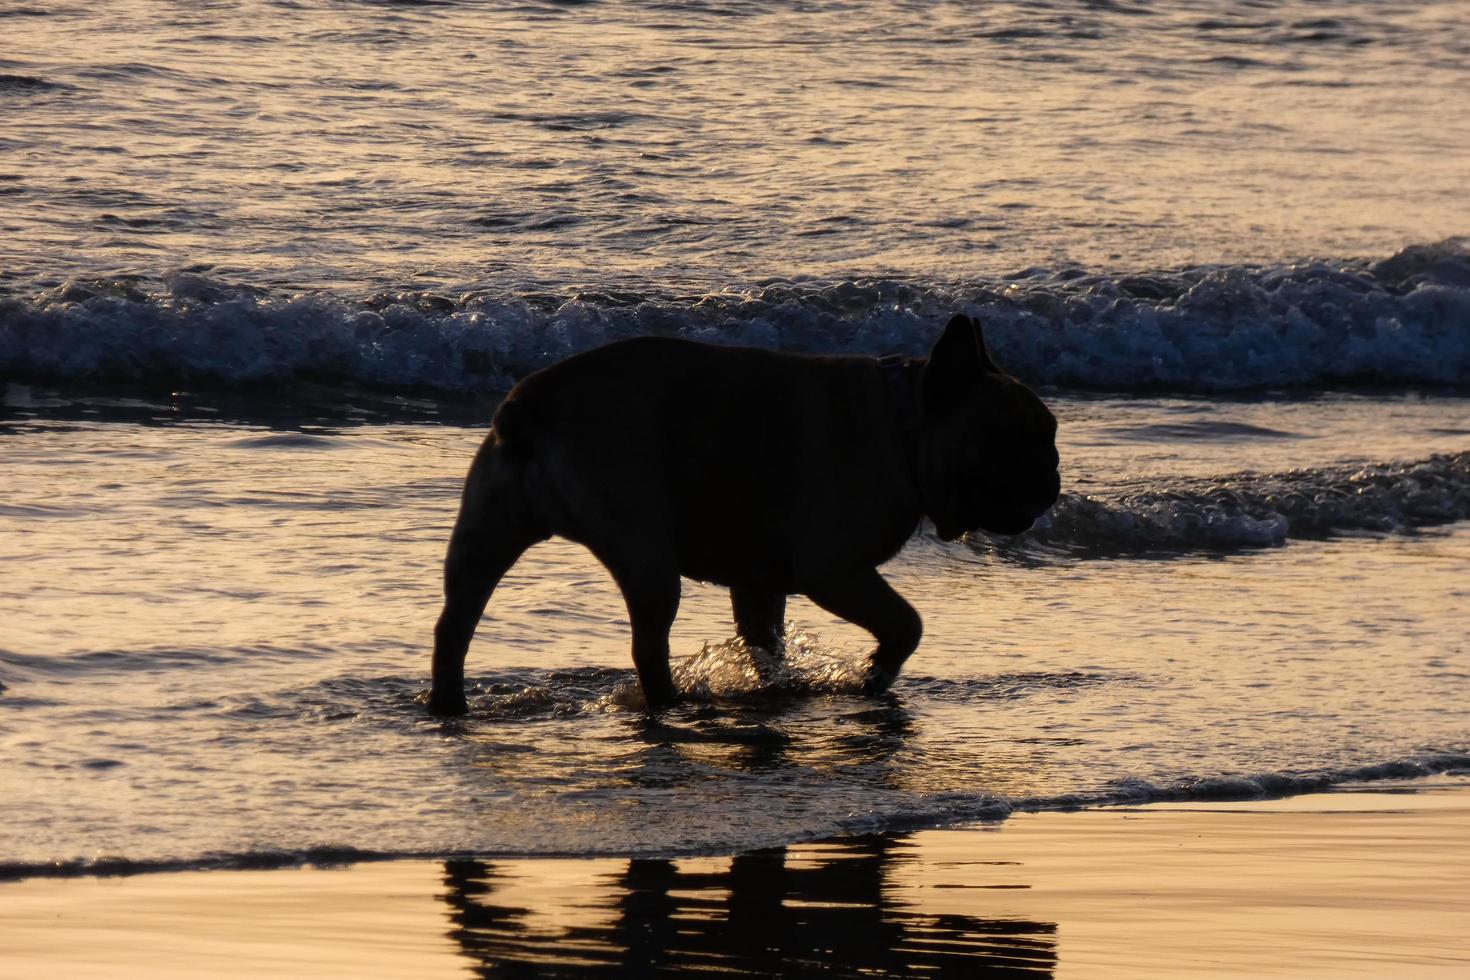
<box><xmin>430</xmin><ymin>315</ymin><xmax>1059</xmax><ymax>714</ymax></box>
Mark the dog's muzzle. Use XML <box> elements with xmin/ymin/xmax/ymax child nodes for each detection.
<box><xmin>979</xmin><ymin>470</ymin><xmax>1061</xmax><ymax>537</ymax></box>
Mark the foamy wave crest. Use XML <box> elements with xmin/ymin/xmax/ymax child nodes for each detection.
<box><xmin>2</xmin><ymin>242</ymin><xmax>1467</xmax><ymax>393</ymax></box>
<box><xmin>1020</xmin><ymin>751</ymin><xmax>1470</xmax><ymax>810</ymax></box>
<box><xmin>970</xmin><ymin>451</ymin><xmax>1470</xmax><ymax>554</ymax></box>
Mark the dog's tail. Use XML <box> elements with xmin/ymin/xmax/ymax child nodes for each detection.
<box><xmin>491</xmin><ymin>397</ymin><xmax>535</xmax><ymax>458</ymax></box>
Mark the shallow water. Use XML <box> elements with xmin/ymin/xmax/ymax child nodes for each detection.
<box><xmin>1</xmin><ymin>390</ymin><xmax>1466</xmax><ymax>874</ymax></box>
<box><xmin>2</xmin><ymin>0</ymin><xmax>1468</xmax><ymax>879</ymax></box>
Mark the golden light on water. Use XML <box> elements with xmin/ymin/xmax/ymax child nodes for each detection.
<box><xmin>3</xmin><ymin>0</ymin><xmax>1470</xmax><ymax>975</ymax></box>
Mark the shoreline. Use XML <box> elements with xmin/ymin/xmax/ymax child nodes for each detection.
<box><xmin>4</xmin><ymin>778</ymin><xmax>1468</xmax><ymax>977</ymax></box>
<box><xmin>6</xmin><ymin>755</ymin><xmax>1469</xmax><ymax>884</ymax></box>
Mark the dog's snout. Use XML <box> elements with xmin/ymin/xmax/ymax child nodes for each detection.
<box><xmin>1025</xmin><ymin>464</ymin><xmax>1061</xmax><ymax>513</ymax></box>
<box><xmin>1045</xmin><ymin>468</ymin><xmax>1061</xmax><ymax>505</ymax></box>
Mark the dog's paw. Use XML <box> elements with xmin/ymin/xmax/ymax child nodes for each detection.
<box><xmin>858</xmin><ymin>659</ymin><xmax>899</xmax><ymax>697</ymax></box>
<box><xmin>425</xmin><ymin>689</ymin><xmax>470</xmax><ymax>717</ymax></box>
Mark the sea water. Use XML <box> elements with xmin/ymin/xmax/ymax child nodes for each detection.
<box><xmin>1</xmin><ymin>0</ymin><xmax>1468</xmax><ymax>877</ymax></box>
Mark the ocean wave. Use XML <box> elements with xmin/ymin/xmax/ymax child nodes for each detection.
<box><xmin>2</xmin><ymin>242</ymin><xmax>1467</xmax><ymax>394</ymax></box>
<box><xmin>969</xmin><ymin>451</ymin><xmax>1470</xmax><ymax>555</ymax></box>
<box><xmin>4</xmin><ymin>750</ymin><xmax>1464</xmax><ymax>881</ymax></box>
<box><xmin>0</xmin><ymin>72</ymin><xmax>65</xmax><ymax>92</ymax></box>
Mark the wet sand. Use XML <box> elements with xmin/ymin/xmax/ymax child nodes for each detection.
<box><xmin>4</xmin><ymin>780</ymin><xmax>1468</xmax><ymax>978</ymax></box>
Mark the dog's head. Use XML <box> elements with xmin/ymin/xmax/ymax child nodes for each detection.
<box><xmin>916</xmin><ymin>314</ymin><xmax>1061</xmax><ymax>541</ymax></box>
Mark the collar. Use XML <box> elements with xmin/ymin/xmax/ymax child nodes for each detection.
<box><xmin>877</xmin><ymin>353</ymin><xmax>921</xmax><ymax>442</ymax></box>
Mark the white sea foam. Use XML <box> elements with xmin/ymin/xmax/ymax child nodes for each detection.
<box><xmin>967</xmin><ymin>451</ymin><xmax>1470</xmax><ymax>555</ymax></box>
<box><xmin>2</xmin><ymin>244</ymin><xmax>1467</xmax><ymax>394</ymax></box>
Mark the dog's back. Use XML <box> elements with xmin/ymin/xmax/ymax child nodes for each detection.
<box><xmin>498</xmin><ymin>337</ymin><xmax>922</xmax><ymax>591</ymax></box>
<box><xmin>430</xmin><ymin>317</ymin><xmax>1059</xmax><ymax>715</ymax></box>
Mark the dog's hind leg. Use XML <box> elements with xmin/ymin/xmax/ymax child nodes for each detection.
<box><xmin>731</xmin><ymin>587</ymin><xmax>786</xmax><ymax>653</ymax></box>
<box><xmin>430</xmin><ymin>441</ymin><xmax>546</xmax><ymax>716</ymax></box>
<box><xmin>598</xmin><ymin>546</ymin><xmax>681</xmax><ymax>710</ymax></box>
<box><xmin>804</xmin><ymin>570</ymin><xmax>922</xmax><ymax>695</ymax></box>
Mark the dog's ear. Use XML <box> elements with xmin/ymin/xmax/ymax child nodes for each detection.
<box><xmin>923</xmin><ymin>314</ymin><xmax>997</xmax><ymax>415</ymax></box>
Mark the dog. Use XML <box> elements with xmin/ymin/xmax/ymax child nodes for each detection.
<box><xmin>429</xmin><ymin>314</ymin><xmax>1060</xmax><ymax>715</ymax></box>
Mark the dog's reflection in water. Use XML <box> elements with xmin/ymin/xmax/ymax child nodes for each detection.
<box><xmin>440</xmin><ymin>835</ymin><xmax>1057</xmax><ymax>977</ymax></box>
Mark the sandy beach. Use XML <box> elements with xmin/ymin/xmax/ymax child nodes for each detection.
<box><xmin>4</xmin><ymin>779</ymin><xmax>1467</xmax><ymax>978</ymax></box>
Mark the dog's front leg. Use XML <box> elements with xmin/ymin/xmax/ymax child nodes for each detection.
<box><xmin>805</xmin><ymin>569</ymin><xmax>923</xmax><ymax>695</ymax></box>
<box><xmin>731</xmin><ymin>587</ymin><xmax>786</xmax><ymax>653</ymax></box>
